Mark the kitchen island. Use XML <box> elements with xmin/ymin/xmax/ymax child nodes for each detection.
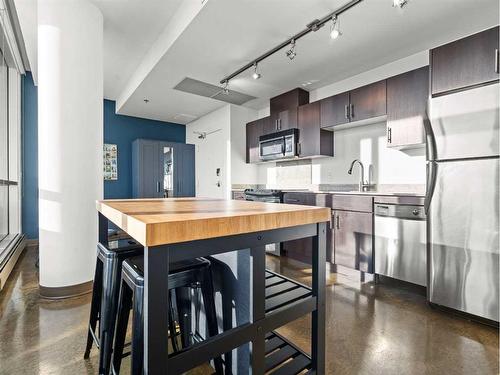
<box><xmin>96</xmin><ymin>198</ymin><xmax>330</xmax><ymax>374</ymax></box>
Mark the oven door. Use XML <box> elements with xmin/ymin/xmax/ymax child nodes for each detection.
<box><xmin>259</xmin><ymin>136</ymin><xmax>285</xmax><ymax>161</ymax></box>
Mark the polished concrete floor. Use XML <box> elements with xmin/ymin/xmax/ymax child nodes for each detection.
<box><xmin>0</xmin><ymin>247</ymin><xmax>498</xmax><ymax>374</ymax></box>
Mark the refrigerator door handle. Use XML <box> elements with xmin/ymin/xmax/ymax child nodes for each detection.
<box><xmin>424</xmin><ymin>161</ymin><xmax>438</xmax><ymax>215</ymax></box>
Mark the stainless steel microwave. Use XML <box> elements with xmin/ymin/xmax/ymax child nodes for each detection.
<box><xmin>259</xmin><ymin>128</ymin><xmax>299</xmax><ymax>161</ymax></box>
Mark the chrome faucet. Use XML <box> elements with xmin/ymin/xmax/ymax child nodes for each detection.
<box><xmin>348</xmin><ymin>159</ymin><xmax>372</xmax><ymax>192</ymax></box>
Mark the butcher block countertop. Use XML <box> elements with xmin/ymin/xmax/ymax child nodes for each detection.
<box><xmin>96</xmin><ymin>198</ymin><xmax>331</xmax><ymax>247</ymax></box>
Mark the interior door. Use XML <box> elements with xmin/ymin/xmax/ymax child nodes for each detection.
<box><xmin>140</xmin><ymin>140</ymin><xmax>160</xmax><ymax>198</ymax></box>
<box><xmin>179</xmin><ymin>143</ymin><xmax>195</xmax><ymax>197</ymax></box>
<box><xmin>428</xmin><ymin>157</ymin><xmax>499</xmax><ymax>321</ymax></box>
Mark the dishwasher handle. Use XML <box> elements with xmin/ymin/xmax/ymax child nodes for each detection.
<box><xmin>374</xmin><ymin>204</ymin><xmax>426</xmax><ymax>220</ymax></box>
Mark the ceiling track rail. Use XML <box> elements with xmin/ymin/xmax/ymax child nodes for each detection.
<box><xmin>219</xmin><ymin>0</ymin><xmax>364</xmax><ymax>85</ymax></box>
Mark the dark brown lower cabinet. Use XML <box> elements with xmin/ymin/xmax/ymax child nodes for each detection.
<box><xmin>281</xmin><ymin>192</ymin><xmax>331</xmax><ymax>263</ymax></box>
<box><xmin>332</xmin><ymin>210</ymin><xmax>373</xmax><ymax>273</ymax></box>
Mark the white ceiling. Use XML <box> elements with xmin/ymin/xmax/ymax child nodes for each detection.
<box><xmin>90</xmin><ymin>0</ymin><xmax>184</xmax><ymax>99</ymax></box>
<box><xmin>14</xmin><ymin>0</ymin><xmax>500</xmax><ymax>124</ymax></box>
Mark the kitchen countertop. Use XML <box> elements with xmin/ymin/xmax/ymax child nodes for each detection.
<box><xmin>233</xmin><ymin>188</ymin><xmax>425</xmax><ymax>197</ymax></box>
<box><xmin>288</xmin><ymin>190</ymin><xmax>425</xmax><ymax>197</ymax></box>
<box><xmin>96</xmin><ymin>197</ymin><xmax>331</xmax><ymax>246</ymax></box>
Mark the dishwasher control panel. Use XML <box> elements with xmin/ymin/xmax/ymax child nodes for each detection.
<box><xmin>374</xmin><ymin>204</ymin><xmax>426</xmax><ymax>220</ymax></box>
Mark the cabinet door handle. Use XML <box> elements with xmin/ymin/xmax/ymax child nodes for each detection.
<box><xmin>387</xmin><ymin>127</ymin><xmax>392</xmax><ymax>143</ymax></box>
<box><xmin>344</xmin><ymin>105</ymin><xmax>349</xmax><ymax>119</ymax></box>
<box><xmin>279</xmin><ymin>118</ymin><xmax>282</xmax><ymax>130</ymax></box>
<box><xmin>495</xmin><ymin>49</ymin><xmax>499</xmax><ymax>74</ymax></box>
<box><xmin>350</xmin><ymin>104</ymin><xmax>354</xmax><ymax>119</ymax></box>
<box><xmin>336</xmin><ymin>215</ymin><xmax>340</xmax><ymax>229</ymax></box>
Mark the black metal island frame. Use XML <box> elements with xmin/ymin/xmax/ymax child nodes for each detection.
<box><xmin>96</xmin><ymin>198</ymin><xmax>330</xmax><ymax>374</ymax></box>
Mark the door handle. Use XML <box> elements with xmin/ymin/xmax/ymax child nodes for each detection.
<box><xmin>344</xmin><ymin>105</ymin><xmax>349</xmax><ymax>119</ymax></box>
<box><xmin>336</xmin><ymin>215</ymin><xmax>340</xmax><ymax>229</ymax></box>
<box><xmin>424</xmin><ymin>161</ymin><xmax>438</xmax><ymax>215</ymax></box>
<box><xmin>387</xmin><ymin>127</ymin><xmax>392</xmax><ymax>143</ymax></box>
<box><xmin>350</xmin><ymin>104</ymin><xmax>354</xmax><ymax>119</ymax></box>
<box><xmin>495</xmin><ymin>49</ymin><xmax>499</xmax><ymax>74</ymax></box>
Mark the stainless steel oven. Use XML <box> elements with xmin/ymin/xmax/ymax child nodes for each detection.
<box><xmin>244</xmin><ymin>189</ymin><xmax>283</xmax><ymax>256</ymax></box>
<box><xmin>259</xmin><ymin>128</ymin><xmax>298</xmax><ymax>161</ymax></box>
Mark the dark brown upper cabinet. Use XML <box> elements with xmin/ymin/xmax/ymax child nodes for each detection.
<box><xmin>246</xmin><ymin>117</ymin><xmax>267</xmax><ymax>163</ymax></box>
<box><xmin>320</xmin><ymin>92</ymin><xmax>350</xmax><ymax>128</ymax></box>
<box><xmin>298</xmin><ymin>102</ymin><xmax>334</xmax><ymax>158</ymax></box>
<box><xmin>270</xmin><ymin>88</ymin><xmax>309</xmax><ymax>115</ymax></box>
<box><xmin>431</xmin><ymin>26</ymin><xmax>499</xmax><ymax>96</ymax></box>
<box><xmin>386</xmin><ymin>66</ymin><xmax>429</xmax><ymax>149</ymax></box>
<box><xmin>349</xmin><ymin>80</ymin><xmax>387</xmax><ymax>122</ymax></box>
<box><xmin>270</xmin><ymin>108</ymin><xmax>298</xmax><ymax>132</ymax></box>
<box><xmin>319</xmin><ymin>80</ymin><xmax>386</xmax><ymax>129</ymax></box>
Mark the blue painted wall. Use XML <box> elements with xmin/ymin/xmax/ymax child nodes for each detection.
<box><xmin>21</xmin><ymin>76</ymin><xmax>186</xmax><ymax>239</ymax></box>
<box><xmin>21</xmin><ymin>72</ymin><xmax>38</xmax><ymax>239</ymax></box>
<box><xmin>103</xmin><ymin>100</ymin><xmax>185</xmax><ymax>199</ymax></box>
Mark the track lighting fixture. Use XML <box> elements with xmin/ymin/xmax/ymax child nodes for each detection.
<box><xmin>219</xmin><ymin>0</ymin><xmax>365</xmax><ymax>84</ymax></box>
<box><xmin>222</xmin><ymin>81</ymin><xmax>229</xmax><ymax>95</ymax></box>
<box><xmin>392</xmin><ymin>0</ymin><xmax>408</xmax><ymax>8</ymax></box>
<box><xmin>330</xmin><ymin>16</ymin><xmax>341</xmax><ymax>39</ymax></box>
<box><xmin>252</xmin><ymin>62</ymin><xmax>261</xmax><ymax>80</ymax></box>
<box><xmin>286</xmin><ymin>39</ymin><xmax>297</xmax><ymax>60</ymax></box>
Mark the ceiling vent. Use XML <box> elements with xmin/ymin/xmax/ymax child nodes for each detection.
<box><xmin>174</xmin><ymin>77</ymin><xmax>256</xmax><ymax>105</ymax></box>
<box><xmin>173</xmin><ymin>113</ymin><xmax>198</xmax><ymax>123</ymax></box>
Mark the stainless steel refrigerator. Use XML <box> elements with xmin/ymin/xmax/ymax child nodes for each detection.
<box><xmin>426</xmin><ymin>83</ymin><xmax>499</xmax><ymax>322</ymax></box>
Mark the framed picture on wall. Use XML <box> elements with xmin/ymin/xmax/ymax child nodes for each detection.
<box><xmin>103</xmin><ymin>143</ymin><xmax>118</xmax><ymax>180</ymax></box>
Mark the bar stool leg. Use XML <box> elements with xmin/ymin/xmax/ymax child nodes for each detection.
<box><xmin>131</xmin><ymin>286</ymin><xmax>144</xmax><ymax>375</ymax></box>
<box><xmin>84</xmin><ymin>258</ymin><xmax>103</xmax><ymax>358</ymax></box>
<box><xmin>200</xmin><ymin>268</ymin><xmax>224</xmax><ymax>374</ymax></box>
<box><xmin>99</xmin><ymin>257</ymin><xmax>116</xmax><ymax>375</ymax></box>
<box><xmin>111</xmin><ymin>280</ymin><xmax>132</xmax><ymax>375</ymax></box>
<box><xmin>168</xmin><ymin>290</ymin><xmax>180</xmax><ymax>353</ymax></box>
<box><xmin>176</xmin><ymin>287</ymin><xmax>192</xmax><ymax>349</ymax></box>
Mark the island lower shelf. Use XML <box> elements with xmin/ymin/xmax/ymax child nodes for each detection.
<box><xmin>264</xmin><ymin>270</ymin><xmax>313</xmax><ymax>375</ymax></box>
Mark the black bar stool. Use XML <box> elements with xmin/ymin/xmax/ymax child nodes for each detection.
<box><xmin>84</xmin><ymin>239</ymin><xmax>143</xmax><ymax>375</ymax></box>
<box><xmin>111</xmin><ymin>256</ymin><xmax>224</xmax><ymax>375</ymax></box>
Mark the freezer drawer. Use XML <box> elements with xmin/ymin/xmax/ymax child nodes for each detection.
<box><xmin>428</xmin><ymin>157</ymin><xmax>499</xmax><ymax>321</ymax></box>
<box><xmin>428</xmin><ymin>83</ymin><xmax>499</xmax><ymax>160</ymax></box>
<box><xmin>375</xmin><ymin>204</ymin><xmax>427</xmax><ymax>286</ymax></box>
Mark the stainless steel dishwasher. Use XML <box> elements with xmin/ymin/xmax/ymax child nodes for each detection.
<box><xmin>374</xmin><ymin>203</ymin><xmax>427</xmax><ymax>286</ymax></box>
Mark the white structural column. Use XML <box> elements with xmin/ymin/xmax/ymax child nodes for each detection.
<box><xmin>38</xmin><ymin>0</ymin><xmax>103</xmax><ymax>296</ymax></box>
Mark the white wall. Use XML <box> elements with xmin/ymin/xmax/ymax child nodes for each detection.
<box><xmin>186</xmin><ymin>105</ymin><xmax>231</xmax><ymax>199</ymax></box>
<box><xmin>38</xmin><ymin>0</ymin><xmax>103</xmax><ymax>290</ymax></box>
<box><xmin>187</xmin><ymin>104</ymin><xmax>261</xmax><ymax>197</ymax></box>
<box><xmin>230</xmin><ymin>105</ymin><xmax>259</xmax><ymax>185</ymax></box>
<box><xmin>255</xmin><ymin>51</ymin><xmax>429</xmax><ymax>190</ymax></box>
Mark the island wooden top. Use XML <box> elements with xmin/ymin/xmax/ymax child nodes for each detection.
<box><xmin>96</xmin><ymin>198</ymin><xmax>331</xmax><ymax>247</ymax></box>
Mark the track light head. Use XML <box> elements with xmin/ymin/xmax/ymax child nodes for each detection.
<box><xmin>330</xmin><ymin>16</ymin><xmax>342</xmax><ymax>40</ymax></box>
<box><xmin>286</xmin><ymin>39</ymin><xmax>297</xmax><ymax>60</ymax></box>
<box><xmin>393</xmin><ymin>0</ymin><xmax>409</xmax><ymax>8</ymax></box>
<box><xmin>252</xmin><ymin>63</ymin><xmax>261</xmax><ymax>80</ymax></box>
<box><xmin>222</xmin><ymin>81</ymin><xmax>229</xmax><ymax>95</ymax></box>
